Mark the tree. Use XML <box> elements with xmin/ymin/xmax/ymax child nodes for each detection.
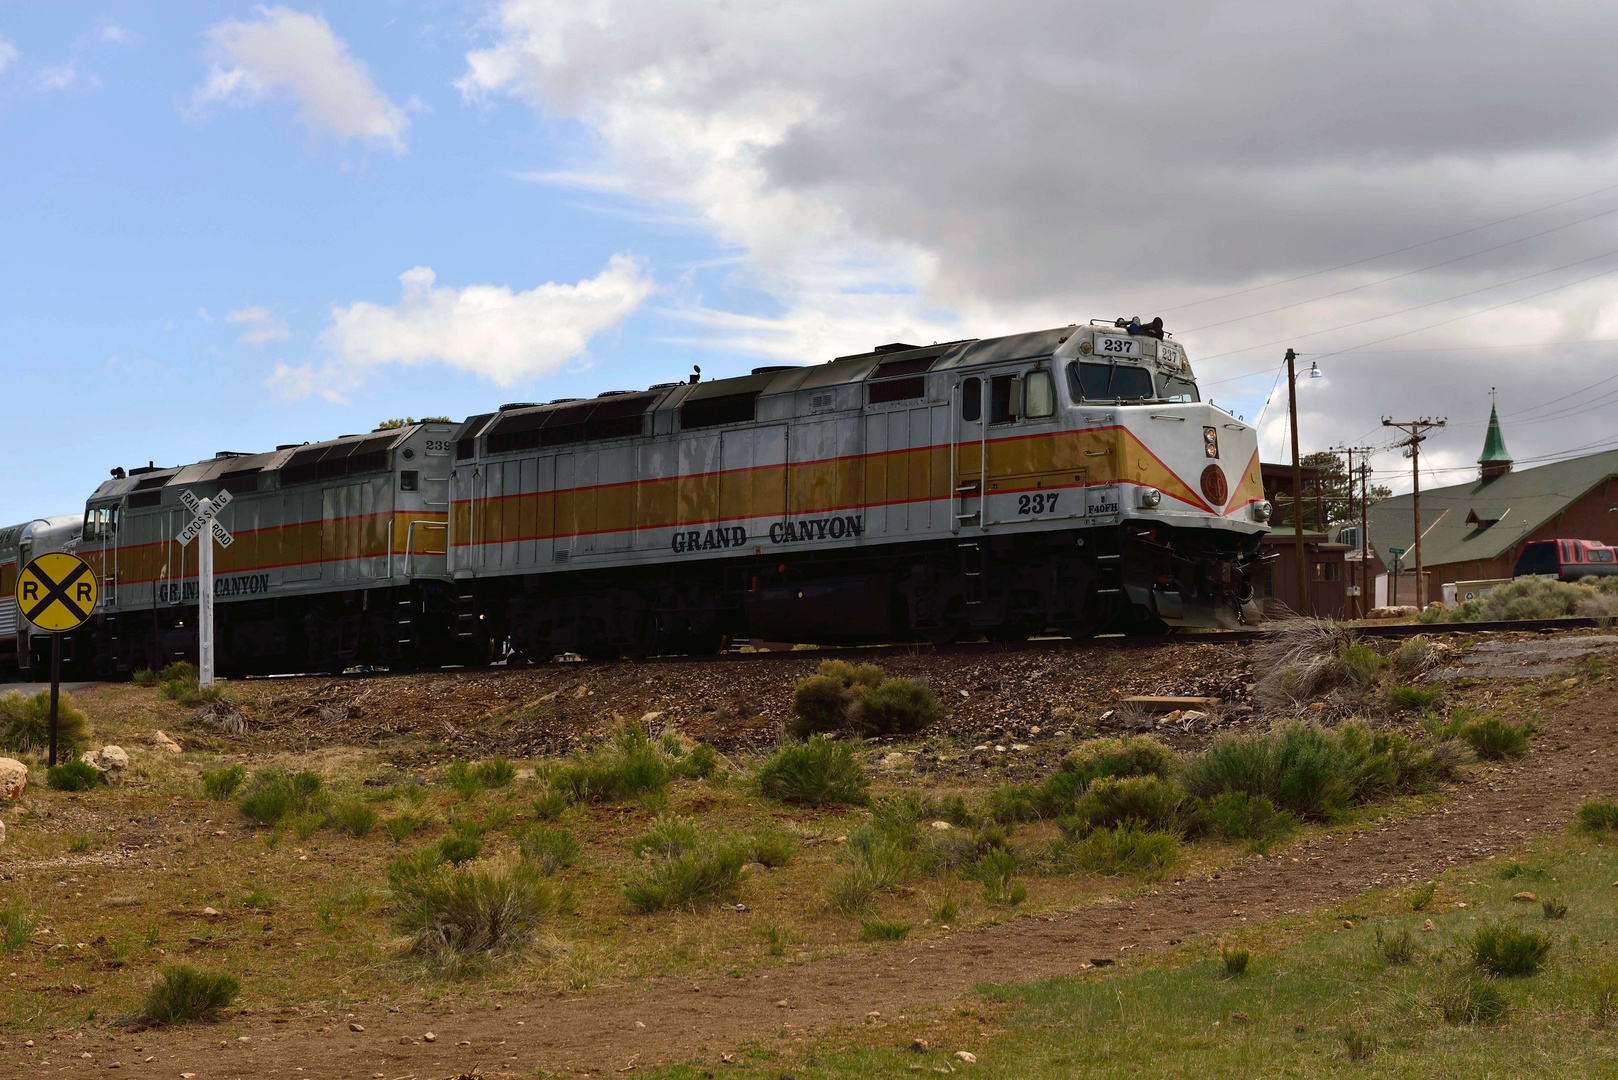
<box><xmin>376</xmin><ymin>417</ymin><xmax>451</xmax><ymax>430</ymax></box>
<box><xmin>1294</xmin><ymin>451</ymin><xmax>1392</xmax><ymax>530</ymax></box>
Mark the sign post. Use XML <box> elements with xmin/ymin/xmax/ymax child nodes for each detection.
<box><xmin>177</xmin><ymin>490</ymin><xmax>235</xmax><ymax>688</ymax></box>
<box><xmin>1387</xmin><ymin>547</ymin><xmax>1406</xmax><ymax>608</ymax></box>
<box><xmin>14</xmin><ymin>552</ymin><xmax>99</xmax><ymax>766</ymax></box>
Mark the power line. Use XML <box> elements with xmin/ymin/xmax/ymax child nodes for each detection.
<box><xmin>1151</xmin><ymin>178</ymin><xmax>1618</xmax><ymax>315</ymax></box>
<box><xmin>1183</xmin><ymin>200</ymin><xmax>1618</xmax><ymax>334</ymax></box>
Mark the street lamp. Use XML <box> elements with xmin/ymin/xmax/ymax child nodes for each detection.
<box><xmin>1285</xmin><ymin>349</ymin><xmax>1310</xmax><ymax>614</ymax></box>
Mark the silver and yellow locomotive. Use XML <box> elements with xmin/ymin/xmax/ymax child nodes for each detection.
<box><xmin>7</xmin><ymin>320</ymin><xmax>1269</xmax><ymax>678</ymax></box>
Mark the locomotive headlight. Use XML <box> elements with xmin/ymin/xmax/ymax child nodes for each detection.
<box><xmin>1253</xmin><ymin>500</ymin><xmax>1273</xmax><ymax>522</ymax></box>
<box><xmin>1139</xmin><ymin>487</ymin><xmax>1162</xmax><ymax>508</ymax></box>
<box><xmin>1203</xmin><ymin>426</ymin><xmax>1219</xmax><ymax>458</ymax></box>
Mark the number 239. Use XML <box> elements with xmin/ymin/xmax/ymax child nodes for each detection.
<box><xmin>1017</xmin><ymin>492</ymin><xmax>1059</xmax><ymax>515</ymax></box>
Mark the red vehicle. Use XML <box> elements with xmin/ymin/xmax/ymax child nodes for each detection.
<box><xmin>1514</xmin><ymin>539</ymin><xmax>1618</xmax><ymax>581</ymax></box>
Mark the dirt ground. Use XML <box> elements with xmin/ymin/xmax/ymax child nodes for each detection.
<box><xmin>2</xmin><ymin>630</ymin><xmax>1615</xmax><ymax>1078</ymax></box>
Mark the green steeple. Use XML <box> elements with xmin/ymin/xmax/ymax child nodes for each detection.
<box><xmin>1478</xmin><ymin>404</ymin><xmax>1512</xmax><ymax>478</ymax></box>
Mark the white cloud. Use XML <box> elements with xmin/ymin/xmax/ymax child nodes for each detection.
<box><xmin>228</xmin><ymin>305</ymin><xmax>292</xmax><ymax>344</ymax></box>
<box><xmin>195</xmin><ymin>6</ymin><xmax>409</xmax><ymax>152</ymax></box>
<box><xmin>97</xmin><ymin>22</ymin><xmax>140</xmax><ymax>46</ymax></box>
<box><xmin>319</xmin><ymin>254</ymin><xmax>653</xmax><ymax>389</ymax></box>
<box><xmin>265</xmin><ymin>362</ymin><xmax>349</xmax><ymax>404</ymax></box>
<box><xmin>33</xmin><ymin>59</ymin><xmax>99</xmax><ymax>93</ymax></box>
<box><xmin>461</xmin><ymin>0</ymin><xmax>1618</xmax><ymax>485</ymax></box>
<box><xmin>0</xmin><ymin>38</ymin><xmax>17</xmax><ymax>75</ymax></box>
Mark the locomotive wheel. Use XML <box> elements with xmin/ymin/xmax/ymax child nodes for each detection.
<box><xmin>918</xmin><ymin>597</ymin><xmax>965</xmax><ymax>645</ymax></box>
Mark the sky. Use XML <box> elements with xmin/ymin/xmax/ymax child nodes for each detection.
<box><xmin>6</xmin><ymin>1</ymin><xmax>1618</xmax><ymax>524</ymax></box>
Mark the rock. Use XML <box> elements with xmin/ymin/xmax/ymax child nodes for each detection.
<box><xmin>1563</xmin><ymin>678</ymin><xmax>1581</xmax><ymax>689</ymax></box>
<box><xmin>881</xmin><ymin>752</ymin><xmax>909</xmax><ymax>769</ymax></box>
<box><xmin>993</xmin><ymin>745</ymin><xmax>1006</xmax><ymax>753</ymax></box>
<box><xmin>1367</xmin><ymin>606</ymin><xmax>1419</xmax><ymax>619</ymax></box>
<box><xmin>422</xmin><ymin>1032</ymin><xmax>437</xmax><ymax>1043</ymax></box>
<box><xmin>1180</xmin><ymin>710</ymin><xmax>1207</xmax><ymax>723</ymax></box>
<box><xmin>639</xmin><ymin>711</ymin><xmax>665</xmax><ymax>726</ymax></box>
<box><xmin>1163</xmin><ymin>710</ymin><xmax>1183</xmax><ymax>723</ymax></box>
<box><xmin>775</xmin><ymin>999</ymin><xmax>790</xmax><ymax>1009</ymax></box>
<box><xmin>929</xmin><ymin>820</ymin><xmax>953</xmax><ymax>831</ymax></box>
<box><xmin>1010</xmin><ymin>744</ymin><xmax>1030</xmax><ymax>752</ymax></box>
<box><xmin>202</xmin><ymin>907</ymin><xmax>221</xmax><ymax>917</ymax></box>
<box><xmin>1231</xmin><ymin>1011</ymin><xmax>1250</xmax><ymax>1024</ymax></box>
<box><xmin>1421</xmin><ymin>919</ymin><xmax>1436</xmax><ymax>932</ymax></box>
<box><xmin>80</xmin><ymin>746</ymin><xmax>130</xmax><ymax>785</ymax></box>
<box><xmin>151</xmin><ymin>731</ymin><xmax>182</xmax><ymax>754</ymax></box>
<box><xmin>0</xmin><ymin>818</ymin><xmax>5</xmax><ymax>844</ymax></box>
<box><xmin>0</xmin><ymin>758</ymin><xmax>29</xmax><ymax>801</ymax></box>
<box><xmin>1342</xmin><ymin>920</ymin><xmax>1354</xmax><ymax>929</ymax></box>
<box><xmin>910</xmin><ymin>1038</ymin><xmax>929</xmax><ymax>1053</ymax></box>
<box><xmin>953</xmin><ymin>1051</ymin><xmax>977</xmax><ymax>1064</ymax></box>
<box><xmin>349</xmin><ymin>1022</ymin><xmax>365</xmax><ymax>1033</ymax></box>
<box><xmin>1512</xmin><ymin>891</ymin><xmax>1536</xmax><ymax>902</ymax></box>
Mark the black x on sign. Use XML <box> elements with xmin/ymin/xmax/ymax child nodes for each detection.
<box><xmin>15</xmin><ymin>552</ymin><xmax>98</xmax><ymax>633</ymax></box>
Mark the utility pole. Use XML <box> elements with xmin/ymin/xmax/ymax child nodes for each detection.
<box><xmin>1358</xmin><ymin>457</ymin><xmax>1371</xmax><ymax>615</ymax></box>
<box><xmin>1382</xmin><ymin>418</ymin><xmax>1446</xmax><ymax>608</ymax></box>
<box><xmin>1286</xmin><ymin>349</ymin><xmax>1308</xmax><ymax>615</ymax></box>
<box><xmin>1330</xmin><ymin>444</ymin><xmax>1375</xmax><ymax>618</ymax></box>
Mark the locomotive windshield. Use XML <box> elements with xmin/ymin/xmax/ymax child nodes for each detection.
<box><xmin>1069</xmin><ymin>361</ymin><xmax>1154</xmax><ymax>402</ymax></box>
<box><xmin>1158</xmin><ymin>374</ymin><xmax>1199</xmax><ymax>402</ymax></box>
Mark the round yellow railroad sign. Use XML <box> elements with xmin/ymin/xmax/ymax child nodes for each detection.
<box><xmin>15</xmin><ymin>552</ymin><xmax>99</xmax><ymax>632</ymax></box>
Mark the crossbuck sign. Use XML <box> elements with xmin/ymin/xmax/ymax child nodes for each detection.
<box><xmin>176</xmin><ymin>489</ymin><xmax>234</xmax><ymax>688</ymax></box>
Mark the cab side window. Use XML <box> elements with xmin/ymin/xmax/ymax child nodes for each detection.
<box><xmin>1024</xmin><ymin>370</ymin><xmax>1055</xmax><ymax>418</ymax></box>
<box><xmin>990</xmin><ymin>374</ymin><xmax>1019</xmax><ymax>424</ymax></box>
<box><xmin>961</xmin><ymin>377</ymin><xmax>982</xmax><ymax>422</ymax></box>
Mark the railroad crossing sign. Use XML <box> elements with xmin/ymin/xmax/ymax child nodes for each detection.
<box><xmin>177</xmin><ymin>489</ymin><xmax>235</xmax><ymax>548</ymax></box>
<box><xmin>15</xmin><ymin>551</ymin><xmax>98</xmax><ymax>633</ymax></box>
<box><xmin>176</xmin><ymin>490</ymin><xmax>234</xmax><ymax>689</ymax></box>
<box><xmin>13</xmin><ymin>551</ymin><xmax>98</xmax><ymax>767</ymax></box>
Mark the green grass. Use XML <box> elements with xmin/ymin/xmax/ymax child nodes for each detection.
<box><xmin>1388</xmin><ymin>684</ymin><xmax>1443</xmax><ymax>710</ymax></box>
<box><xmin>1</xmin><ymin>900</ymin><xmax>33</xmax><ymax>952</ymax></box>
<box><xmin>550</xmin><ymin>726</ymin><xmax>672</xmax><ymax>805</ymax></box>
<box><xmin>325</xmin><ymin>798</ymin><xmax>379</xmax><ymax>838</ymax></box>
<box><xmin>623</xmin><ymin>843</ymin><xmax>749</xmax><ymax>913</ymax></box>
<box><xmin>1428</xmin><ymin>709</ymin><xmax>1535</xmax><ymax>760</ymax></box>
<box><xmin>1468</xmin><ymin>922</ymin><xmax>1552</xmax><ymax>977</ymax></box>
<box><xmin>387</xmin><ymin>856</ymin><xmax>567</xmax><ymax>961</ymax></box>
<box><xmin>858</xmin><ymin>919</ymin><xmax>911</xmax><ymax>942</ymax></box>
<box><xmin>237</xmin><ymin>769</ymin><xmax>325</xmax><ymax>827</ymax></box>
<box><xmin>46</xmin><ymin>760</ymin><xmax>100</xmax><ymax>791</ymax></box>
<box><xmin>384</xmin><ymin>813</ymin><xmax>427</xmax><ymax>843</ymax></box>
<box><xmin>1576</xmin><ymin>799</ymin><xmax>1618</xmax><ymax>833</ymax></box>
<box><xmin>1053</xmin><ymin>823</ymin><xmax>1179</xmax><ymax>877</ymax></box>
<box><xmin>520</xmin><ymin>825</ymin><xmax>582</xmax><ymax>874</ymax></box>
<box><xmin>137</xmin><ymin>965</ymin><xmax>239</xmax><ymax>1025</ymax></box>
<box><xmin>636</xmin><ymin>840</ymin><xmax>1618</xmax><ymax>1080</ymax></box>
<box><xmin>199</xmin><ymin>765</ymin><xmax>246</xmax><ymax>800</ymax></box>
<box><xmin>755</xmin><ymin>738</ymin><xmax>869</xmax><ymax>806</ymax></box>
<box><xmin>0</xmin><ymin>690</ymin><xmax>89</xmax><ymax>754</ymax></box>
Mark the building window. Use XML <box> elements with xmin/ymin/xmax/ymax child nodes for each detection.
<box><xmin>1313</xmin><ymin>561</ymin><xmax>1341</xmax><ymax>581</ymax></box>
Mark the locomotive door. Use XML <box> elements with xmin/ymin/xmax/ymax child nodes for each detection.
<box><xmin>952</xmin><ymin>376</ymin><xmax>987</xmax><ymax>532</ymax></box>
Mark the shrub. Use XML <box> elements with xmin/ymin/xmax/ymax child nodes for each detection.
<box><xmin>1410</xmin><ymin>882</ymin><xmax>1436</xmax><ymax>911</ymax></box>
<box><xmin>158</xmin><ymin>677</ymin><xmax>222</xmax><ymax>706</ymax></box>
<box><xmin>1061</xmin><ymin>775</ymin><xmax>1184</xmax><ymax>835</ymax></box>
<box><xmin>1182</xmin><ymin>722</ymin><xmax>1452</xmax><ymax>821</ymax></box>
<box><xmin>1429</xmin><ymin>709</ymin><xmax>1534</xmax><ymax>760</ymax></box>
<box><xmin>859</xmin><ymin>919</ymin><xmax>911</xmax><ymax>942</ymax></box>
<box><xmin>1393</xmin><ymin>636</ymin><xmax>1434</xmax><ymax>673</ymax></box>
<box><xmin>1340</xmin><ymin>1026</ymin><xmax>1377</xmax><ymax>1062</ymax></box>
<box><xmin>138</xmin><ymin>965</ymin><xmax>239</xmax><ymax>1025</ymax></box>
<box><xmin>1577</xmin><ymin>799</ymin><xmax>1618</xmax><ymax>833</ymax></box>
<box><xmin>859</xmin><ymin>678</ymin><xmax>943</xmax><ymax>735</ymax></box>
<box><xmin>445</xmin><ymin>759</ymin><xmax>483</xmax><ymax>801</ymax></box>
<box><xmin>1437</xmin><ymin>971</ymin><xmax>1507</xmax><ymax>1024</ymax></box>
<box><xmin>159</xmin><ymin>662</ymin><xmax>198</xmax><ymax>683</ymax></box>
<box><xmin>965</xmin><ymin>848</ymin><xmax>1026</xmax><ymax>905</ymax></box>
<box><xmin>438</xmin><ymin>836</ymin><xmax>482</xmax><ymax>865</ymax></box>
<box><xmin>624</xmin><ymin>844</ymin><xmax>748</xmax><ymax>913</ymax></box>
<box><xmin>238</xmin><ymin>769</ymin><xmax>324</xmax><ymax>827</ymax></box>
<box><xmin>1434</xmin><ymin>575</ymin><xmax>1586</xmax><ymax>623</ymax></box>
<box><xmin>388</xmin><ymin>856</ymin><xmax>565</xmax><ymax>959</ymax></box>
<box><xmin>1374</xmin><ymin>926</ymin><xmax>1416</xmax><ymax>965</ymax></box>
<box><xmin>200</xmin><ymin>765</ymin><xmax>246</xmax><ymax>800</ymax></box>
<box><xmin>1203</xmin><ymin>792</ymin><xmax>1295</xmax><ymax>851</ymax></box>
<box><xmin>790</xmin><ymin>675</ymin><xmax>855</xmax><ymax>737</ymax></box>
<box><xmin>1543</xmin><ymin>897</ymin><xmax>1569</xmax><ymax>920</ymax></box>
<box><xmin>550</xmin><ymin>726</ymin><xmax>670</xmax><ymax>805</ymax></box>
<box><xmin>1062</xmin><ymin>735</ymin><xmax>1178</xmax><ymax>786</ymax></box>
<box><xmin>1</xmin><ymin>900</ymin><xmax>33</xmax><ymax>952</ymax></box>
<box><xmin>1388</xmin><ymin>685</ymin><xmax>1442</xmax><ymax>710</ymax></box>
<box><xmin>0</xmin><ymin>691</ymin><xmax>89</xmax><ymax>754</ymax></box>
<box><xmin>1058</xmin><ymin>823</ymin><xmax>1179</xmax><ymax>876</ymax></box>
<box><xmin>1251</xmin><ymin>618</ymin><xmax>1363</xmax><ymax>710</ymax></box>
<box><xmin>384</xmin><ymin>813</ymin><xmax>426</xmax><ymax>843</ymax></box>
<box><xmin>519</xmin><ymin>826</ymin><xmax>581</xmax><ymax>874</ymax></box>
<box><xmin>46</xmin><ymin>760</ymin><xmax>100</xmax><ymax>791</ymax></box>
<box><xmin>666</xmin><ymin>742</ymin><xmax>721</xmax><ymax>781</ymax></box>
<box><xmin>1584</xmin><ymin>965</ymin><xmax>1618</xmax><ymax>1027</ymax></box>
<box><xmin>473</xmin><ymin>757</ymin><xmax>517</xmax><ymax>788</ymax></box>
<box><xmin>326</xmin><ymin>799</ymin><xmax>379</xmax><ymax>838</ymax></box>
<box><xmin>749</xmin><ymin>831</ymin><xmax>794</xmax><ymax>868</ymax></box>
<box><xmin>1222</xmin><ymin>947</ymin><xmax>1250</xmax><ymax>977</ymax></box>
<box><xmin>131</xmin><ymin>668</ymin><xmax>158</xmax><ymax>687</ymax></box>
<box><xmin>530</xmin><ymin>790</ymin><xmax>569</xmax><ymax>821</ymax></box>
<box><xmin>631</xmin><ymin>818</ymin><xmax>701</xmax><ymax>861</ymax></box>
<box><xmin>756</xmin><ymin>738</ymin><xmax>869</xmax><ymax>806</ymax></box>
<box><xmin>1470</xmin><ymin>923</ymin><xmax>1552</xmax><ymax>977</ymax></box>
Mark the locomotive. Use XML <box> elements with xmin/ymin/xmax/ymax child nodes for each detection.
<box><xmin>1</xmin><ymin>320</ymin><xmax>1271</xmax><ymax>679</ymax></box>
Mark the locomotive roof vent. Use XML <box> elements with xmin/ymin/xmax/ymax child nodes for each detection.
<box><xmin>276</xmin><ymin>443</ymin><xmax>306</xmax><ymax>451</ymax></box>
<box><xmin>648</xmin><ymin>382</ymin><xmax>681</xmax><ymax>390</ymax></box>
<box><xmin>213</xmin><ymin>450</ymin><xmax>251</xmax><ymax>459</ymax></box>
<box><xmin>500</xmin><ymin>402</ymin><xmax>539</xmax><ymax>410</ymax></box>
<box><xmin>547</xmin><ymin>398</ymin><xmax>583</xmax><ymax>405</ymax></box>
<box><xmin>597</xmin><ymin>390</ymin><xmax>634</xmax><ymax>396</ymax></box>
<box><xmin>752</xmin><ymin>365</ymin><xmax>796</xmax><ymax>375</ymax></box>
<box><xmin>874</xmin><ymin>342</ymin><xmax>921</xmax><ymax>353</ymax></box>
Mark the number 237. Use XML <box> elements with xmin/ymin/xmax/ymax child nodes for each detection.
<box><xmin>1016</xmin><ymin>492</ymin><xmax>1059</xmax><ymax>515</ymax></box>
